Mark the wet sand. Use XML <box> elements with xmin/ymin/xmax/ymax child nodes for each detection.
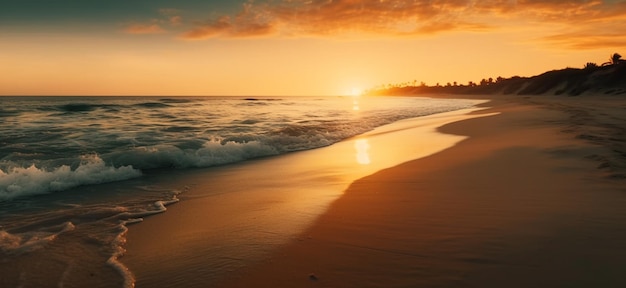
<box><xmin>122</xmin><ymin>103</ymin><xmax>489</xmax><ymax>287</ymax></box>
<box><xmin>124</xmin><ymin>95</ymin><xmax>626</xmax><ymax>287</ymax></box>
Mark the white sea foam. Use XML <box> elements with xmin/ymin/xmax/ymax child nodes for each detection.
<box><xmin>1</xmin><ymin>96</ymin><xmax>478</xmax><ymax>201</ymax></box>
<box><xmin>107</xmin><ymin>223</ymin><xmax>135</xmax><ymax>288</ymax></box>
<box><xmin>111</xmin><ymin>139</ymin><xmax>279</xmax><ymax>169</ymax></box>
<box><xmin>0</xmin><ymin>221</ymin><xmax>75</xmax><ymax>255</ymax></box>
<box><xmin>0</xmin><ymin>155</ymin><xmax>141</xmax><ymax>201</ymax></box>
<box><xmin>105</xmin><ymin>191</ymin><xmax>181</xmax><ymax>288</ymax></box>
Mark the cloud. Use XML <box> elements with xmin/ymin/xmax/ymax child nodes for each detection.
<box><xmin>541</xmin><ymin>27</ymin><xmax>626</xmax><ymax>50</ymax></box>
<box><xmin>180</xmin><ymin>0</ymin><xmax>487</xmax><ymax>39</ymax></box>
<box><xmin>124</xmin><ymin>23</ymin><xmax>166</xmax><ymax>34</ymax></box>
<box><xmin>159</xmin><ymin>8</ymin><xmax>183</xmax><ymax>26</ymax></box>
<box><xmin>123</xmin><ymin>8</ymin><xmax>183</xmax><ymax>35</ymax></box>
<box><xmin>178</xmin><ymin>0</ymin><xmax>626</xmax><ymax>48</ymax></box>
<box><xmin>169</xmin><ymin>16</ymin><xmax>182</xmax><ymax>26</ymax></box>
<box><xmin>536</xmin><ymin>1</ymin><xmax>626</xmax><ymax>49</ymax></box>
<box><xmin>544</xmin><ymin>34</ymin><xmax>626</xmax><ymax>50</ymax></box>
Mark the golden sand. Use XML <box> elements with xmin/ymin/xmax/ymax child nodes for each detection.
<box><xmin>124</xmin><ymin>95</ymin><xmax>626</xmax><ymax>288</ymax></box>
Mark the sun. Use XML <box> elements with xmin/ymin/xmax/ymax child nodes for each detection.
<box><xmin>349</xmin><ymin>87</ymin><xmax>363</xmax><ymax>96</ymax></box>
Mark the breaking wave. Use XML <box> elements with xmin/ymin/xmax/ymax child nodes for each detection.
<box><xmin>0</xmin><ymin>155</ymin><xmax>141</xmax><ymax>201</ymax></box>
<box><xmin>0</xmin><ymin>96</ymin><xmax>479</xmax><ymax>201</ymax></box>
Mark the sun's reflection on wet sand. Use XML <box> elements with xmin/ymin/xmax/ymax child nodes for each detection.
<box><xmin>355</xmin><ymin>139</ymin><xmax>371</xmax><ymax>165</ymax></box>
<box><xmin>124</xmin><ymin>106</ymin><xmax>494</xmax><ymax>287</ymax></box>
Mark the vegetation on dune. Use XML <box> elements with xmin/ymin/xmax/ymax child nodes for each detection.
<box><xmin>602</xmin><ymin>53</ymin><xmax>625</xmax><ymax>66</ymax></box>
<box><xmin>366</xmin><ymin>53</ymin><xmax>626</xmax><ymax>97</ymax></box>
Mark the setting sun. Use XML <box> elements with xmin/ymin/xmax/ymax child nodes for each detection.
<box><xmin>350</xmin><ymin>87</ymin><xmax>363</xmax><ymax>96</ymax></box>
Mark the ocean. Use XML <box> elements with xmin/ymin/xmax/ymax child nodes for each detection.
<box><xmin>0</xmin><ymin>96</ymin><xmax>477</xmax><ymax>287</ymax></box>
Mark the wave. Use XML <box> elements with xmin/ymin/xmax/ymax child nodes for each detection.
<box><xmin>0</xmin><ymin>221</ymin><xmax>76</xmax><ymax>255</ymax></box>
<box><xmin>105</xmin><ymin>105</ymin><xmax>460</xmax><ymax>169</ymax></box>
<box><xmin>0</xmin><ymin>109</ymin><xmax>21</xmax><ymax>117</ymax></box>
<box><xmin>34</xmin><ymin>103</ymin><xmax>123</xmax><ymax>113</ymax></box>
<box><xmin>243</xmin><ymin>98</ymin><xmax>283</xmax><ymax>101</ymax></box>
<box><xmin>0</xmin><ymin>155</ymin><xmax>141</xmax><ymax>201</ymax></box>
<box><xmin>59</xmin><ymin>103</ymin><xmax>100</xmax><ymax>112</ymax></box>
<box><xmin>33</xmin><ymin>100</ymin><xmax>175</xmax><ymax>114</ymax></box>
<box><xmin>0</xmin><ymin>190</ymin><xmax>180</xmax><ymax>256</ymax></box>
<box><xmin>0</xmin><ymin>188</ymin><xmax>181</xmax><ymax>287</ymax></box>
<box><xmin>132</xmin><ymin>102</ymin><xmax>172</xmax><ymax>108</ymax></box>
<box><xmin>0</xmin><ymin>140</ymin><xmax>277</xmax><ymax>200</ymax></box>
<box><xmin>0</xmin><ymin>97</ymin><xmax>476</xmax><ymax>200</ymax></box>
<box><xmin>106</xmin><ymin>139</ymin><xmax>279</xmax><ymax>169</ymax></box>
<box><xmin>159</xmin><ymin>98</ymin><xmax>195</xmax><ymax>104</ymax></box>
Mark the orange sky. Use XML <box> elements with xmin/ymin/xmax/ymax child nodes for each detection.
<box><xmin>1</xmin><ymin>0</ymin><xmax>625</xmax><ymax>96</ymax></box>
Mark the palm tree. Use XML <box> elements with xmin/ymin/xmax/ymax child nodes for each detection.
<box><xmin>602</xmin><ymin>53</ymin><xmax>623</xmax><ymax>66</ymax></box>
<box><xmin>611</xmin><ymin>53</ymin><xmax>623</xmax><ymax>64</ymax></box>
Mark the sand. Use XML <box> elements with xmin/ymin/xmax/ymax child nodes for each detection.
<box><xmin>123</xmin><ymin>95</ymin><xmax>626</xmax><ymax>287</ymax></box>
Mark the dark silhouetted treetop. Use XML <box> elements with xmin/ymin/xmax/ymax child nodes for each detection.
<box><xmin>602</xmin><ymin>53</ymin><xmax>624</xmax><ymax>66</ymax></box>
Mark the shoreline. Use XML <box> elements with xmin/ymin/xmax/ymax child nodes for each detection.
<box><xmin>217</xmin><ymin>95</ymin><xmax>626</xmax><ymax>287</ymax></box>
<box><xmin>121</xmin><ymin>94</ymin><xmax>626</xmax><ymax>287</ymax></box>
<box><xmin>121</xmin><ymin>102</ymin><xmax>489</xmax><ymax>287</ymax></box>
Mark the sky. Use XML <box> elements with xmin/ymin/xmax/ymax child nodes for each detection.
<box><xmin>1</xmin><ymin>0</ymin><xmax>626</xmax><ymax>96</ymax></box>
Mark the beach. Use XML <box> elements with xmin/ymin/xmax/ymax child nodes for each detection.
<box><xmin>122</xmin><ymin>95</ymin><xmax>626</xmax><ymax>287</ymax></box>
<box><xmin>5</xmin><ymin>2</ymin><xmax>626</xmax><ymax>287</ymax></box>
<box><xmin>0</xmin><ymin>96</ymin><xmax>477</xmax><ymax>288</ymax></box>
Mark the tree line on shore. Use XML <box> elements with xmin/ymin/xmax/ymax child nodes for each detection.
<box><xmin>366</xmin><ymin>53</ymin><xmax>626</xmax><ymax>97</ymax></box>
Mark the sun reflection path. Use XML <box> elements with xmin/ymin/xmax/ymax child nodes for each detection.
<box><xmin>352</xmin><ymin>98</ymin><xmax>360</xmax><ymax>111</ymax></box>
<box><xmin>354</xmin><ymin>139</ymin><xmax>371</xmax><ymax>165</ymax></box>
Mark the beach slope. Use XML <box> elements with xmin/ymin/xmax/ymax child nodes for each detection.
<box><xmin>220</xmin><ymin>96</ymin><xmax>626</xmax><ymax>287</ymax></box>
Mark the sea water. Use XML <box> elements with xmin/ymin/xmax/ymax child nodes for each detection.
<box><xmin>0</xmin><ymin>96</ymin><xmax>476</xmax><ymax>287</ymax></box>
